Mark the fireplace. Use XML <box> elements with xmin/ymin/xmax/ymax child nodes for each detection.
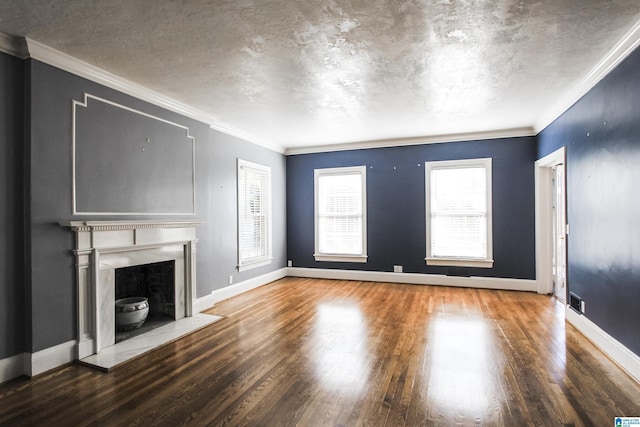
<box><xmin>62</xmin><ymin>221</ymin><xmax>204</xmax><ymax>362</ymax></box>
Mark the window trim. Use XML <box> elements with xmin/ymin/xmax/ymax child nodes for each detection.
<box><xmin>425</xmin><ymin>158</ymin><xmax>494</xmax><ymax>268</ymax></box>
<box><xmin>237</xmin><ymin>158</ymin><xmax>273</xmax><ymax>272</ymax></box>
<box><xmin>314</xmin><ymin>165</ymin><xmax>368</xmax><ymax>263</ymax></box>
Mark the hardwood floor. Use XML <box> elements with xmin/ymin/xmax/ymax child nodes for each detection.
<box><xmin>1</xmin><ymin>277</ymin><xmax>639</xmax><ymax>426</ymax></box>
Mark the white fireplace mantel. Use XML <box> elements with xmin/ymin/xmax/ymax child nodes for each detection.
<box><xmin>61</xmin><ymin>220</ymin><xmax>205</xmax><ymax>360</ymax></box>
<box><xmin>62</xmin><ymin>220</ymin><xmax>205</xmax><ymax>249</ymax></box>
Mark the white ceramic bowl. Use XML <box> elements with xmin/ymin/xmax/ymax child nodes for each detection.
<box><xmin>115</xmin><ymin>297</ymin><xmax>149</xmax><ymax>331</ymax></box>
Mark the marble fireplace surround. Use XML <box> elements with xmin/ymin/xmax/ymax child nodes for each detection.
<box><xmin>62</xmin><ymin>220</ymin><xmax>219</xmax><ymax>369</ymax></box>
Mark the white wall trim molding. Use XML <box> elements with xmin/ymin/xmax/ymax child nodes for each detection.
<box><xmin>535</xmin><ymin>147</ymin><xmax>566</xmax><ymax>295</ymax></box>
<box><xmin>72</xmin><ymin>93</ymin><xmax>197</xmax><ymax>216</ymax></box>
<box><xmin>285</xmin><ymin>127</ymin><xmax>536</xmax><ymax>155</ymax></box>
<box><xmin>0</xmin><ymin>32</ymin><xmax>29</xmax><ymax>58</ymax></box>
<box><xmin>535</xmin><ymin>18</ymin><xmax>640</xmax><ymax>133</ymax></box>
<box><xmin>566</xmin><ymin>308</ymin><xmax>640</xmax><ymax>383</ymax></box>
<box><xmin>194</xmin><ymin>268</ymin><xmax>288</xmax><ymax>312</ymax></box>
<box><xmin>5</xmin><ymin>18</ymin><xmax>640</xmax><ymax>157</ymax></box>
<box><xmin>0</xmin><ymin>353</ymin><xmax>25</xmax><ymax>383</ymax></box>
<box><xmin>287</xmin><ymin>267</ymin><xmax>537</xmax><ymax>292</ymax></box>
<box><xmin>23</xmin><ymin>340</ymin><xmax>76</xmax><ymax>378</ymax></box>
<box><xmin>18</xmin><ymin>37</ymin><xmax>284</xmax><ymax>154</ymax></box>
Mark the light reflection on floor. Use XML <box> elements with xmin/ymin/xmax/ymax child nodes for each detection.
<box><xmin>541</xmin><ymin>299</ymin><xmax>568</xmax><ymax>384</ymax></box>
<box><xmin>427</xmin><ymin>313</ymin><xmax>499</xmax><ymax>415</ymax></box>
<box><xmin>311</xmin><ymin>301</ymin><xmax>369</xmax><ymax>395</ymax></box>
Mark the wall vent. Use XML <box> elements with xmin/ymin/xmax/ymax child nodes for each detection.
<box><xmin>569</xmin><ymin>292</ymin><xmax>583</xmax><ymax>314</ymax></box>
<box><xmin>447</xmin><ymin>267</ymin><xmax>470</xmax><ymax>277</ymax></box>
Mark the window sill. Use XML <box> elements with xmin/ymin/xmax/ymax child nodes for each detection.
<box><xmin>314</xmin><ymin>254</ymin><xmax>368</xmax><ymax>263</ymax></box>
<box><xmin>425</xmin><ymin>258</ymin><xmax>494</xmax><ymax>268</ymax></box>
<box><xmin>237</xmin><ymin>257</ymin><xmax>273</xmax><ymax>272</ymax></box>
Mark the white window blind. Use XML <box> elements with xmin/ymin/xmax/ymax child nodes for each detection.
<box><xmin>314</xmin><ymin>166</ymin><xmax>367</xmax><ymax>263</ymax></box>
<box><xmin>237</xmin><ymin>159</ymin><xmax>271</xmax><ymax>271</ymax></box>
<box><xmin>426</xmin><ymin>158</ymin><xmax>493</xmax><ymax>268</ymax></box>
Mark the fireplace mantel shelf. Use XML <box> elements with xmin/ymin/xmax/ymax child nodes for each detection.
<box><xmin>60</xmin><ymin>220</ymin><xmax>205</xmax><ymax>232</ymax></box>
<box><xmin>60</xmin><ymin>220</ymin><xmax>205</xmax><ymax>252</ymax></box>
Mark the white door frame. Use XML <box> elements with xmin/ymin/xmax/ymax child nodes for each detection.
<box><xmin>534</xmin><ymin>147</ymin><xmax>566</xmax><ymax>294</ymax></box>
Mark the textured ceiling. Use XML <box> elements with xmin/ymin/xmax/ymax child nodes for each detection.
<box><xmin>1</xmin><ymin>1</ymin><xmax>640</xmax><ymax>151</ymax></box>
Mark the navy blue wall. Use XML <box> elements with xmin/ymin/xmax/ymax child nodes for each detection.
<box><xmin>538</xmin><ymin>46</ymin><xmax>640</xmax><ymax>355</ymax></box>
<box><xmin>0</xmin><ymin>52</ymin><xmax>25</xmax><ymax>359</ymax></box>
<box><xmin>287</xmin><ymin>137</ymin><xmax>537</xmax><ymax>279</ymax></box>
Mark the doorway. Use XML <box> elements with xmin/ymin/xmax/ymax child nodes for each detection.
<box><xmin>534</xmin><ymin>147</ymin><xmax>567</xmax><ymax>297</ymax></box>
<box><xmin>552</xmin><ymin>164</ymin><xmax>567</xmax><ymax>302</ymax></box>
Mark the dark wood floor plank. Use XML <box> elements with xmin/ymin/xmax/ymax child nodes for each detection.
<box><xmin>1</xmin><ymin>278</ymin><xmax>639</xmax><ymax>426</ymax></box>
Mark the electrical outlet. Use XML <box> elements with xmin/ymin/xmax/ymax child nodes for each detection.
<box><xmin>287</xmin><ymin>260</ymin><xmax>292</xmax><ymax>267</ymax></box>
<box><xmin>580</xmin><ymin>300</ymin><xmax>586</xmax><ymax>314</ymax></box>
<box><xmin>393</xmin><ymin>265</ymin><xmax>403</xmax><ymax>273</ymax></box>
<box><xmin>229</xmin><ymin>275</ymin><xmax>233</xmax><ymax>285</ymax></box>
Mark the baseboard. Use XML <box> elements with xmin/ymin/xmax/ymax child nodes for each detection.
<box><xmin>194</xmin><ymin>268</ymin><xmax>288</xmax><ymax>312</ymax></box>
<box><xmin>1</xmin><ymin>342</ymin><xmax>76</xmax><ymax>383</ymax></box>
<box><xmin>0</xmin><ymin>353</ymin><xmax>25</xmax><ymax>383</ymax></box>
<box><xmin>287</xmin><ymin>267</ymin><xmax>537</xmax><ymax>292</ymax></box>
<box><xmin>3</xmin><ymin>266</ymin><xmax>535</xmax><ymax>384</ymax></box>
<box><xmin>566</xmin><ymin>308</ymin><xmax>640</xmax><ymax>383</ymax></box>
<box><xmin>23</xmin><ymin>340</ymin><xmax>76</xmax><ymax>378</ymax></box>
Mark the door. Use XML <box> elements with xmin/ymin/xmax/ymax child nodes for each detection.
<box><xmin>552</xmin><ymin>164</ymin><xmax>567</xmax><ymax>303</ymax></box>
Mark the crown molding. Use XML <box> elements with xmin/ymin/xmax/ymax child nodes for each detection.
<box><xmin>0</xmin><ymin>32</ymin><xmax>29</xmax><ymax>58</ymax></box>
<box><xmin>6</xmin><ymin>16</ymin><xmax>640</xmax><ymax>156</ymax></box>
<box><xmin>534</xmin><ymin>18</ymin><xmax>640</xmax><ymax>133</ymax></box>
<box><xmin>285</xmin><ymin>127</ymin><xmax>536</xmax><ymax>155</ymax></box>
<box><xmin>7</xmin><ymin>35</ymin><xmax>285</xmax><ymax>154</ymax></box>
<box><xmin>208</xmin><ymin>121</ymin><xmax>283</xmax><ymax>153</ymax></box>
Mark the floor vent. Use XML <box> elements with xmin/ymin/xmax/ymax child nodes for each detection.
<box><xmin>569</xmin><ymin>292</ymin><xmax>583</xmax><ymax>314</ymax></box>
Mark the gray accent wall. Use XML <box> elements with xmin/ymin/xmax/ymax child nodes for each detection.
<box><xmin>18</xmin><ymin>59</ymin><xmax>286</xmax><ymax>353</ymax></box>
<box><xmin>74</xmin><ymin>95</ymin><xmax>196</xmax><ymax>214</ymax></box>
<box><xmin>199</xmin><ymin>131</ymin><xmax>287</xmax><ymax>290</ymax></box>
<box><xmin>0</xmin><ymin>52</ymin><xmax>25</xmax><ymax>359</ymax></box>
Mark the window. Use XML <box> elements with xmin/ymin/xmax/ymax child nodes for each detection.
<box><xmin>314</xmin><ymin>166</ymin><xmax>367</xmax><ymax>263</ymax></box>
<box><xmin>425</xmin><ymin>158</ymin><xmax>493</xmax><ymax>268</ymax></box>
<box><xmin>237</xmin><ymin>159</ymin><xmax>272</xmax><ymax>271</ymax></box>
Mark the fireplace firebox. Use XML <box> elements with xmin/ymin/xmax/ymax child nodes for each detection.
<box><xmin>115</xmin><ymin>260</ymin><xmax>176</xmax><ymax>343</ymax></box>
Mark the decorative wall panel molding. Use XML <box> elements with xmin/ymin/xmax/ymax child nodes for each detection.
<box><xmin>73</xmin><ymin>93</ymin><xmax>196</xmax><ymax>215</ymax></box>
